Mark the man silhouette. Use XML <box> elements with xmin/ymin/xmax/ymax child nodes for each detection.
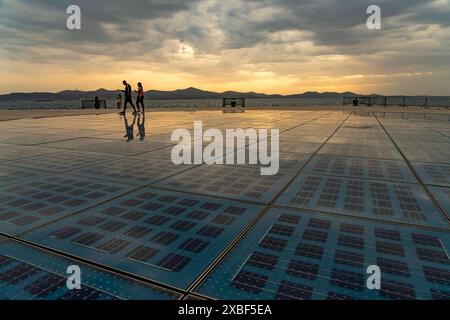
<box><xmin>120</xmin><ymin>80</ymin><xmax>137</xmax><ymax>115</ymax></box>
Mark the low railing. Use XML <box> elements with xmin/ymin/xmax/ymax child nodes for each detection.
<box><xmin>343</xmin><ymin>96</ymin><xmax>450</xmax><ymax>108</ymax></box>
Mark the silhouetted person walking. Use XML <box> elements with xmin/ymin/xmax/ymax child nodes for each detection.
<box><xmin>135</xmin><ymin>82</ymin><xmax>145</xmax><ymax>112</ymax></box>
<box><xmin>120</xmin><ymin>80</ymin><xmax>136</xmax><ymax>115</ymax></box>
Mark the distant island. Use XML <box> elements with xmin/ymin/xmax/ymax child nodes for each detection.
<box><xmin>0</xmin><ymin>87</ymin><xmax>362</xmax><ymax>101</ymax></box>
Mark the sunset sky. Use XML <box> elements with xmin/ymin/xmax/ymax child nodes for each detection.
<box><xmin>0</xmin><ymin>0</ymin><xmax>449</xmax><ymax>95</ymax></box>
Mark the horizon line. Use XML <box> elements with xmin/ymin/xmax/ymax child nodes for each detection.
<box><xmin>1</xmin><ymin>87</ymin><xmax>448</xmax><ymax>97</ymax></box>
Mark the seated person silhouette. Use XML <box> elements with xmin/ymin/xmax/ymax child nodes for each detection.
<box><xmin>123</xmin><ymin>113</ymin><xmax>137</xmax><ymax>142</ymax></box>
<box><xmin>136</xmin><ymin>112</ymin><xmax>146</xmax><ymax>141</ymax></box>
<box><xmin>94</xmin><ymin>96</ymin><xmax>101</xmax><ymax>109</ymax></box>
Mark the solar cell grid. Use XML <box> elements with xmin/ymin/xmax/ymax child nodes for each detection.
<box><xmin>156</xmin><ymin>160</ymin><xmax>306</xmax><ymax>203</ymax></box>
<box><xmin>24</xmin><ymin>188</ymin><xmax>263</xmax><ymax>289</ymax></box>
<box><xmin>0</xmin><ymin>240</ymin><xmax>177</xmax><ymax>300</ymax></box>
<box><xmin>380</xmin><ymin>279</ymin><xmax>416</xmax><ymax>300</ymax></box>
<box><xmin>4</xmin><ymin>150</ymin><xmax>124</xmax><ymax>173</ymax></box>
<box><xmin>423</xmin><ymin>266</ymin><xmax>450</xmax><ymax>286</ymax></box>
<box><xmin>319</xmin><ymin>143</ymin><xmax>402</xmax><ymax>160</ymax></box>
<box><xmin>287</xmin><ymin>260</ymin><xmax>320</xmax><ymax>280</ymax></box>
<box><xmin>304</xmin><ymin>155</ymin><xmax>416</xmax><ymax>183</ymax></box>
<box><xmin>0</xmin><ymin>175</ymin><xmax>129</xmax><ymax>235</ymax></box>
<box><xmin>277</xmin><ymin>174</ymin><xmax>446</xmax><ymax>228</ymax></box>
<box><xmin>0</xmin><ymin>144</ymin><xmax>60</xmax><ymax>162</ymax></box>
<box><xmin>39</xmin><ymin>137</ymin><xmax>172</xmax><ymax>157</ymax></box>
<box><xmin>0</xmin><ymin>166</ymin><xmax>46</xmax><ymax>187</ymax></box>
<box><xmin>69</xmin><ymin>156</ymin><xmax>193</xmax><ymax>186</ymax></box>
<box><xmin>412</xmin><ymin>162</ymin><xmax>450</xmax><ymax>187</ymax></box>
<box><xmin>1</xmin><ymin>110</ymin><xmax>449</xmax><ymax>300</ymax></box>
<box><xmin>196</xmin><ymin>208</ymin><xmax>450</xmax><ymax>300</ymax></box>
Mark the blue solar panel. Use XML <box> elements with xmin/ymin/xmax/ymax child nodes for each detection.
<box><xmin>24</xmin><ymin>188</ymin><xmax>263</xmax><ymax>289</ymax></box>
<box><xmin>304</xmin><ymin>155</ymin><xmax>417</xmax><ymax>183</ymax></box>
<box><xmin>0</xmin><ymin>175</ymin><xmax>130</xmax><ymax>235</ymax></box>
<box><xmin>3</xmin><ymin>150</ymin><xmax>123</xmax><ymax>174</ymax></box>
<box><xmin>0</xmin><ymin>239</ymin><xmax>179</xmax><ymax>300</ymax></box>
<box><xmin>276</xmin><ymin>174</ymin><xmax>447</xmax><ymax>228</ymax></box>
<box><xmin>319</xmin><ymin>143</ymin><xmax>402</xmax><ymax>160</ymax></box>
<box><xmin>429</xmin><ymin>186</ymin><xmax>450</xmax><ymax>215</ymax></box>
<box><xmin>155</xmin><ymin>159</ymin><xmax>307</xmax><ymax>204</ymax></box>
<box><xmin>0</xmin><ymin>110</ymin><xmax>449</xmax><ymax>300</ymax></box>
<box><xmin>412</xmin><ymin>162</ymin><xmax>450</xmax><ymax>187</ymax></box>
<box><xmin>196</xmin><ymin>207</ymin><xmax>450</xmax><ymax>300</ymax></box>
<box><xmin>69</xmin><ymin>157</ymin><xmax>195</xmax><ymax>186</ymax></box>
<box><xmin>0</xmin><ymin>166</ymin><xmax>45</xmax><ymax>187</ymax></box>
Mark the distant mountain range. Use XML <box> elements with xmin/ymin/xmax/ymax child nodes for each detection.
<box><xmin>0</xmin><ymin>87</ymin><xmax>361</xmax><ymax>101</ymax></box>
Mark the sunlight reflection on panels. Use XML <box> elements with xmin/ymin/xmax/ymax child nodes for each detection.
<box><xmin>156</xmin><ymin>158</ymin><xmax>308</xmax><ymax>204</ymax></box>
<box><xmin>304</xmin><ymin>155</ymin><xmax>417</xmax><ymax>183</ymax></box>
<box><xmin>397</xmin><ymin>142</ymin><xmax>450</xmax><ymax>163</ymax></box>
<box><xmin>0</xmin><ymin>133</ymin><xmax>77</xmax><ymax>146</ymax></box>
<box><xmin>4</xmin><ymin>150</ymin><xmax>125</xmax><ymax>173</ymax></box>
<box><xmin>0</xmin><ymin>144</ymin><xmax>60</xmax><ymax>162</ymax></box>
<box><xmin>70</xmin><ymin>156</ymin><xmax>195</xmax><ymax>185</ymax></box>
<box><xmin>39</xmin><ymin>138</ymin><xmax>173</xmax><ymax>156</ymax></box>
<box><xmin>319</xmin><ymin>143</ymin><xmax>402</xmax><ymax>160</ymax></box>
<box><xmin>0</xmin><ymin>175</ymin><xmax>131</xmax><ymax>235</ymax></box>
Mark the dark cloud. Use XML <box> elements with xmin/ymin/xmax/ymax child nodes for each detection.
<box><xmin>220</xmin><ymin>0</ymin><xmax>447</xmax><ymax>49</ymax></box>
<box><xmin>1</xmin><ymin>0</ymin><xmax>448</xmax><ymax>52</ymax></box>
<box><xmin>0</xmin><ymin>0</ymin><xmax>201</xmax><ymax>55</ymax></box>
<box><xmin>0</xmin><ymin>0</ymin><xmax>449</xmax><ymax>94</ymax></box>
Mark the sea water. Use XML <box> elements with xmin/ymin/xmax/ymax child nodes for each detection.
<box><xmin>0</xmin><ymin>98</ymin><xmax>343</xmax><ymax>110</ymax></box>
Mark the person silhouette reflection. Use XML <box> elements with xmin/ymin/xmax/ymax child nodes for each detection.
<box><xmin>123</xmin><ymin>112</ymin><xmax>137</xmax><ymax>142</ymax></box>
<box><xmin>136</xmin><ymin>112</ymin><xmax>146</xmax><ymax>141</ymax></box>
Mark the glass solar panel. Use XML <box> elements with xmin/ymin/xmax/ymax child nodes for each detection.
<box><xmin>196</xmin><ymin>208</ymin><xmax>450</xmax><ymax>300</ymax></box>
<box><xmin>24</xmin><ymin>188</ymin><xmax>263</xmax><ymax>289</ymax></box>
<box><xmin>0</xmin><ymin>175</ymin><xmax>130</xmax><ymax>235</ymax></box>
<box><xmin>39</xmin><ymin>137</ymin><xmax>172</xmax><ymax>157</ymax></box>
<box><xmin>413</xmin><ymin>162</ymin><xmax>450</xmax><ymax>187</ymax></box>
<box><xmin>0</xmin><ymin>239</ymin><xmax>179</xmax><ymax>300</ymax></box>
<box><xmin>155</xmin><ymin>159</ymin><xmax>307</xmax><ymax>204</ymax></box>
<box><xmin>0</xmin><ymin>144</ymin><xmax>60</xmax><ymax>162</ymax></box>
<box><xmin>319</xmin><ymin>143</ymin><xmax>402</xmax><ymax>160</ymax></box>
<box><xmin>276</xmin><ymin>174</ymin><xmax>446</xmax><ymax>228</ymax></box>
<box><xmin>0</xmin><ymin>165</ymin><xmax>45</xmax><ymax>187</ymax></box>
<box><xmin>0</xmin><ymin>110</ymin><xmax>448</xmax><ymax>300</ymax></box>
<box><xmin>428</xmin><ymin>186</ymin><xmax>450</xmax><ymax>216</ymax></box>
<box><xmin>69</xmin><ymin>157</ymin><xmax>194</xmax><ymax>186</ymax></box>
<box><xmin>4</xmin><ymin>150</ymin><xmax>124</xmax><ymax>173</ymax></box>
<box><xmin>397</xmin><ymin>141</ymin><xmax>450</xmax><ymax>163</ymax></box>
<box><xmin>304</xmin><ymin>155</ymin><xmax>417</xmax><ymax>183</ymax></box>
